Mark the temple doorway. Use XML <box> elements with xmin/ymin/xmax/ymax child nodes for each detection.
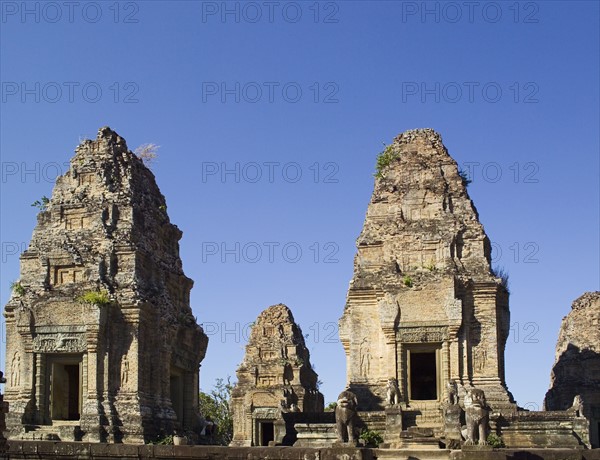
<box><xmin>408</xmin><ymin>348</ymin><xmax>439</xmax><ymax>401</ymax></box>
<box><xmin>259</xmin><ymin>421</ymin><xmax>274</xmax><ymax>446</ymax></box>
<box><xmin>49</xmin><ymin>356</ymin><xmax>82</xmax><ymax>421</ymax></box>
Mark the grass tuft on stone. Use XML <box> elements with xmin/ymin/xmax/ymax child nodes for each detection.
<box><xmin>77</xmin><ymin>290</ymin><xmax>112</xmax><ymax>306</ymax></box>
<box><xmin>374</xmin><ymin>145</ymin><xmax>399</xmax><ymax>178</ymax></box>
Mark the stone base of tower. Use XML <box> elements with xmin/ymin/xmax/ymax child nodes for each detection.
<box><xmin>4</xmin><ymin>391</ymin><xmax>185</xmax><ymax>445</ymax></box>
<box><xmin>4</xmin><ymin>394</ymin><xmax>47</xmax><ymax>440</ymax></box>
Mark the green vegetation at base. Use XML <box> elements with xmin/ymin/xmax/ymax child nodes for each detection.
<box><xmin>199</xmin><ymin>377</ymin><xmax>234</xmax><ymax>446</ymax></box>
<box><xmin>487</xmin><ymin>432</ymin><xmax>506</xmax><ymax>448</ymax></box>
<box><xmin>359</xmin><ymin>428</ymin><xmax>384</xmax><ymax>447</ymax></box>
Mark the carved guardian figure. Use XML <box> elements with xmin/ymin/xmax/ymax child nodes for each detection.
<box><xmin>335</xmin><ymin>390</ymin><xmax>358</xmax><ymax>444</ymax></box>
<box><xmin>446</xmin><ymin>379</ymin><xmax>458</xmax><ymax>405</ymax></box>
<box><xmin>442</xmin><ymin>379</ymin><xmax>463</xmax><ymax>449</ymax></box>
<box><xmin>464</xmin><ymin>388</ymin><xmax>489</xmax><ymax>446</ymax></box>
<box><xmin>386</xmin><ymin>378</ymin><xmax>401</xmax><ymax>406</ymax></box>
<box><xmin>571</xmin><ymin>394</ymin><xmax>584</xmax><ymax>417</ymax></box>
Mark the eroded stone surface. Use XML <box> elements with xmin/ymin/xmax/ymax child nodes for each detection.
<box><xmin>544</xmin><ymin>291</ymin><xmax>600</xmax><ymax>448</ymax></box>
<box><xmin>339</xmin><ymin>128</ymin><xmax>515</xmax><ymax>422</ymax></box>
<box><xmin>230</xmin><ymin>304</ymin><xmax>323</xmax><ymax>446</ymax></box>
<box><xmin>3</xmin><ymin>127</ymin><xmax>208</xmax><ymax>443</ymax></box>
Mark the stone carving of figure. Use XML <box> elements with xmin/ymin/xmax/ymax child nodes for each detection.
<box><xmin>447</xmin><ymin>379</ymin><xmax>458</xmax><ymax>405</ymax></box>
<box><xmin>359</xmin><ymin>339</ymin><xmax>371</xmax><ymax>376</ymax></box>
<box><xmin>378</xmin><ymin>293</ymin><xmax>401</xmax><ymax>326</ymax></box>
<box><xmin>11</xmin><ymin>353</ymin><xmax>20</xmax><ymax>387</ymax></box>
<box><xmin>571</xmin><ymin>394</ymin><xmax>584</xmax><ymax>417</ymax></box>
<box><xmin>442</xmin><ymin>379</ymin><xmax>463</xmax><ymax>449</ymax></box>
<box><xmin>464</xmin><ymin>388</ymin><xmax>489</xmax><ymax>446</ymax></box>
<box><xmin>386</xmin><ymin>378</ymin><xmax>401</xmax><ymax>406</ymax></box>
<box><xmin>335</xmin><ymin>390</ymin><xmax>358</xmax><ymax>444</ymax></box>
<box><xmin>280</xmin><ymin>399</ymin><xmax>289</xmax><ymax>412</ymax></box>
<box><xmin>474</xmin><ymin>347</ymin><xmax>487</xmax><ymax>373</ymax></box>
<box><xmin>121</xmin><ymin>355</ymin><xmax>129</xmax><ymax>386</ymax></box>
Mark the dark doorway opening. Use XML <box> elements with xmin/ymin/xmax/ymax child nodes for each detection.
<box><xmin>170</xmin><ymin>373</ymin><xmax>184</xmax><ymax>426</ymax></box>
<box><xmin>410</xmin><ymin>351</ymin><xmax>437</xmax><ymax>400</ymax></box>
<box><xmin>260</xmin><ymin>422</ymin><xmax>274</xmax><ymax>446</ymax></box>
<box><xmin>65</xmin><ymin>365</ymin><xmax>80</xmax><ymax>420</ymax></box>
<box><xmin>51</xmin><ymin>360</ymin><xmax>81</xmax><ymax>421</ymax></box>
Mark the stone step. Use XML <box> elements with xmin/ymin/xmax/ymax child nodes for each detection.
<box><xmin>16</xmin><ymin>423</ymin><xmax>82</xmax><ymax>442</ymax></box>
<box><xmin>293</xmin><ymin>423</ymin><xmax>337</xmax><ymax>448</ymax></box>
<box><xmin>414</xmin><ymin>412</ymin><xmax>443</xmax><ymax>426</ymax></box>
<box><xmin>406</xmin><ymin>426</ymin><xmax>434</xmax><ymax>437</ymax></box>
<box><xmin>381</xmin><ymin>438</ymin><xmax>445</xmax><ymax>449</ymax></box>
<box><xmin>399</xmin><ymin>437</ymin><xmax>443</xmax><ymax>449</ymax></box>
<box><xmin>374</xmin><ymin>448</ymin><xmax>451</xmax><ymax>459</ymax></box>
<box><xmin>18</xmin><ymin>425</ymin><xmax>60</xmax><ymax>441</ymax></box>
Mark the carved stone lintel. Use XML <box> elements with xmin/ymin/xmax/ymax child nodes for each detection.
<box><xmin>33</xmin><ymin>333</ymin><xmax>86</xmax><ymax>353</ymax></box>
<box><xmin>398</xmin><ymin>327</ymin><xmax>447</xmax><ymax>343</ymax></box>
<box><xmin>252</xmin><ymin>407</ymin><xmax>279</xmax><ymax>419</ymax></box>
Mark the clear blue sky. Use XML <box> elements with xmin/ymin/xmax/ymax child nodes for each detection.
<box><xmin>1</xmin><ymin>1</ymin><xmax>598</xmax><ymax>409</ymax></box>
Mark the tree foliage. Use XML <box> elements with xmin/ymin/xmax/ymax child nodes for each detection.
<box><xmin>458</xmin><ymin>168</ymin><xmax>472</xmax><ymax>187</ymax></box>
<box><xmin>134</xmin><ymin>143</ymin><xmax>159</xmax><ymax>167</ymax></box>
<box><xmin>10</xmin><ymin>281</ymin><xmax>25</xmax><ymax>297</ymax></box>
<box><xmin>198</xmin><ymin>377</ymin><xmax>234</xmax><ymax>446</ymax></box>
<box><xmin>31</xmin><ymin>196</ymin><xmax>50</xmax><ymax>211</ymax></box>
<box><xmin>492</xmin><ymin>265</ymin><xmax>510</xmax><ymax>292</ymax></box>
<box><xmin>374</xmin><ymin>144</ymin><xmax>399</xmax><ymax>178</ymax></box>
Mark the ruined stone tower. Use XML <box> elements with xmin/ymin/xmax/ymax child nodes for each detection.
<box><xmin>3</xmin><ymin>127</ymin><xmax>208</xmax><ymax>443</ymax></box>
<box><xmin>230</xmin><ymin>304</ymin><xmax>323</xmax><ymax>446</ymax></box>
<box><xmin>339</xmin><ymin>129</ymin><xmax>515</xmax><ymax>425</ymax></box>
<box><xmin>544</xmin><ymin>291</ymin><xmax>600</xmax><ymax>448</ymax></box>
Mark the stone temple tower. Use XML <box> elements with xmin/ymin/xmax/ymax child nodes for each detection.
<box><xmin>230</xmin><ymin>304</ymin><xmax>324</xmax><ymax>446</ymax></box>
<box><xmin>339</xmin><ymin>129</ymin><xmax>515</xmax><ymax>426</ymax></box>
<box><xmin>3</xmin><ymin>127</ymin><xmax>208</xmax><ymax>443</ymax></box>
